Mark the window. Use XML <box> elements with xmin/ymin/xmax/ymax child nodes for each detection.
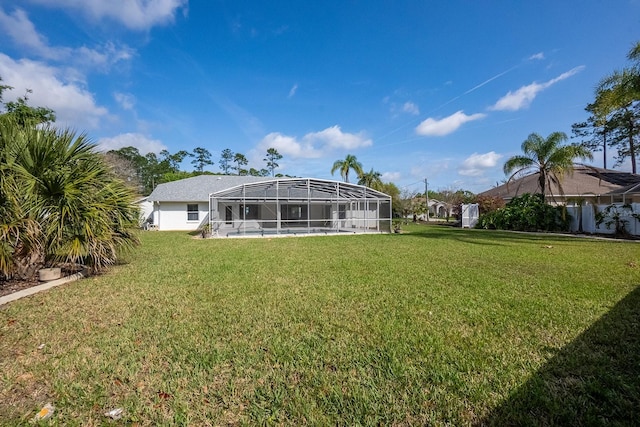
<box><xmin>240</xmin><ymin>204</ymin><xmax>260</xmax><ymax>220</ymax></box>
<box><xmin>187</xmin><ymin>204</ymin><xmax>199</xmax><ymax>221</ymax></box>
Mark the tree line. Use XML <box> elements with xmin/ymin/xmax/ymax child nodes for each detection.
<box><xmin>107</xmin><ymin>146</ymin><xmax>284</xmax><ymax>195</ymax></box>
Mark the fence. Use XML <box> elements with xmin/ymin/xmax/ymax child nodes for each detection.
<box><xmin>566</xmin><ymin>203</ymin><xmax>640</xmax><ymax>236</ymax></box>
<box><xmin>461</xmin><ymin>204</ymin><xmax>479</xmax><ymax>228</ymax></box>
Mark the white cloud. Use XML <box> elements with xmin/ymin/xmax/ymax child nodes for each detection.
<box><xmin>0</xmin><ymin>54</ymin><xmax>107</xmax><ymax>129</ymax></box>
<box><xmin>415</xmin><ymin>110</ymin><xmax>486</xmax><ymax>137</ymax></box>
<box><xmin>288</xmin><ymin>83</ymin><xmax>298</xmax><ymax>98</ymax></box>
<box><xmin>304</xmin><ymin>126</ymin><xmax>372</xmax><ymax>150</ymax></box>
<box><xmin>386</xmin><ymin>97</ymin><xmax>420</xmax><ymax>117</ymax></box>
<box><xmin>490</xmin><ymin>66</ymin><xmax>585</xmax><ymax>111</ymax></box>
<box><xmin>97</xmin><ymin>133</ymin><xmax>166</xmax><ymax>154</ymax></box>
<box><xmin>490</xmin><ymin>83</ymin><xmax>543</xmax><ymax>112</ymax></box>
<box><xmin>257</xmin><ymin>126</ymin><xmax>372</xmax><ymax>159</ymax></box>
<box><xmin>258</xmin><ymin>132</ymin><xmax>321</xmax><ymax>159</ymax></box>
<box><xmin>29</xmin><ymin>0</ymin><xmax>188</xmax><ymax>30</ymax></box>
<box><xmin>0</xmin><ymin>8</ymin><xmax>55</xmax><ymax>58</ymax></box>
<box><xmin>75</xmin><ymin>42</ymin><xmax>135</xmax><ymax>70</ymax></box>
<box><xmin>381</xmin><ymin>171</ymin><xmax>401</xmax><ymax>182</ymax></box>
<box><xmin>0</xmin><ymin>7</ymin><xmax>134</xmax><ymax>70</ymax></box>
<box><xmin>402</xmin><ymin>101</ymin><xmax>420</xmax><ymax>115</ymax></box>
<box><xmin>458</xmin><ymin>151</ymin><xmax>502</xmax><ymax>177</ymax></box>
<box><xmin>114</xmin><ymin>92</ymin><xmax>135</xmax><ymax>110</ymax></box>
<box><xmin>529</xmin><ymin>52</ymin><xmax>545</xmax><ymax>60</ymax></box>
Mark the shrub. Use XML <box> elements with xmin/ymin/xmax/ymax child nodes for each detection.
<box><xmin>476</xmin><ymin>193</ymin><xmax>570</xmax><ymax>232</ymax></box>
<box><xmin>475</xmin><ymin>194</ymin><xmax>506</xmax><ymax>215</ymax></box>
<box><xmin>0</xmin><ymin>119</ymin><xmax>140</xmax><ymax>279</ymax></box>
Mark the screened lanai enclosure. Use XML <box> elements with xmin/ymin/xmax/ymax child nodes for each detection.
<box><xmin>209</xmin><ymin>178</ymin><xmax>392</xmax><ymax>237</ymax></box>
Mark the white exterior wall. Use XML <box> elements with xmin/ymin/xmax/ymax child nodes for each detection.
<box><xmin>154</xmin><ymin>201</ymin><xmax>208</xmax><ymax>231</ymax></box>
<box><xmin>137</xmin><ymin>199</ymin><xmax>154</xmax><ymax>225</ymax></box>
<box><xmin>348</xmin><ymin>203</ymin><xmax>379</xmax><ymax>229</ymax></box>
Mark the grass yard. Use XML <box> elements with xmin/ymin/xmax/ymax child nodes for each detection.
<box><xmin>1</xmin><ymin>225</ymin><xmax>639</xmax><ymax>425</ymax></box>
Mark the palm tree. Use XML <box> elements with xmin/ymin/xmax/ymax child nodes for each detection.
<box><xmin>0</xmin><ymin>119</ymin><xmax>41</xmax><ymax>278</ymax></box>
<box><xmin>331</xmin><ymin>154</ymin><xmax>364</xmax><ymax>183</ymax></box>
<box><xmin>357</xmin><ymin>168</ymin><xmax>383</xmax><ymax>190</ymax></box>
<box><xmin>503</xmin><ymin>132</ymin><xmax>593</xmax><ymax>198</ymax></box>
<box><xmin>589</xmin><ymin>41</ymin><xmax>640</xmax><ymax>173</ymax></box>
<box><xmin>0</xmin><ymin>118</ymin><xmax>139</xmax><ymax>279</ymax></box>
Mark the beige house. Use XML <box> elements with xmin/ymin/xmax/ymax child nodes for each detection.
<box><xmin>408</xmin><ymin>197</ymin><xmax>449</xmax><ymax>219</ymax></box>
<box><xmin>479</xmin><ymin>166</ymin><xmax>640</xmax><ymax>205</ymax></box>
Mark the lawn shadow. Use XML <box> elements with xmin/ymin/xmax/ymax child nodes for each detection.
<box><xmin>479</xmin><ymin>285</ymin><xmax>640</xmax><ymax>426</ymax></box>
<box><xmin>400</xmin><ymin>226</ymin><xmax>577</xmax><ymax>246</ymax></box>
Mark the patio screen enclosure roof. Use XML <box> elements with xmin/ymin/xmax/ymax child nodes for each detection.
<box><xmin>209</xmin><ymin>178</ymin><xmax>392</xmax><ymax>237</ymax></box>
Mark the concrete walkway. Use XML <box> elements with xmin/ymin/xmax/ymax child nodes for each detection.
<box><xmin>0</xmin><ymin>272</ymin><xmax>85</xmax><ymax>306</ymax></box>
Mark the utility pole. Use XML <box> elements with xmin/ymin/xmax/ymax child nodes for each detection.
<box><xmin>424</xmin><ymin>178</ymin><xmax>429</xmax><ymax>222</ymax></box>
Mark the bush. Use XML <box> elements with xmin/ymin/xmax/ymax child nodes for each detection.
<box><xmin>476</xmin><ymin>193</ymin><xmax>570</xmax><ymax>232</ymax></box>
<box><xmin>475</xmin><ymin>195</ymin><xmax>506</xmax><ymax>215</ymax></box>
<box><xmin>0</xmin><ymin>119</ymin><xmax>140</xmax><ymax>279</ymax></box>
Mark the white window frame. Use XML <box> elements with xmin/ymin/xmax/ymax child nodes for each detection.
<box><xmin>187</xmin><ymin>203</ymin><xmax>199</xmax><ymax>221</ymax></box>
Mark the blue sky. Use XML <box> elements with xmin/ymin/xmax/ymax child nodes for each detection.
<box><xmin>0</xmin><ymin>1</ymin><xmax>639</xmax><ymax>194</ymax></box>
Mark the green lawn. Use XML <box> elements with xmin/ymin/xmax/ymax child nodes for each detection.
<box><xmin>1</xmin><ymin>225</ymin><xmax>639</xmax><ymax>425</ymax></box>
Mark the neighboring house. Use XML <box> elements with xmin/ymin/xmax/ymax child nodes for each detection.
<box><xmin>479</xmin><ymin>166</ymin><xmax>640</xmax><ymax>205</ymax></box>
<box><xmin>428</xmin><ymin>199</ymin><xmax>450</xmax><ymax>218</ymax></box>
<box><xmin>409</xmin><ymin>197</ymin><xmax>449</xmax><ymax>219</ymax></box>
<box><xmin>147</xmin><ymin>175</ymin><xmax>393</xmax><ymax>236</ymax></box>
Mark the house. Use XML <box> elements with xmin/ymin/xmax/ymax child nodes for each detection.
<box><xmin>408</xmin><ymin>197</ymin><xmax>449</xmax><ymax>219</ymax></box>
<box><xmin>147</xmin><ymin>175</ymin><xmax>393</xmax><ymax>236</ymax></box>
<box><xmin>478</xmin><ymin>167</ymin><xmax>640</xmax><ymax>235</ymax></box>
<box><xmin>147</xmin><ymin>175</ymin><xmax>272</xmax><ymax>231</ymax></box>
<box><xmin>479</xmin><ymin>166</ymin><xmax>640</xmax><ymax>205</ymax></box>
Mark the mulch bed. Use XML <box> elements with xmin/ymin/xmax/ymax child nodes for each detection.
<box><xmin>0</xmin><ymin>278</ymin><xmax>41</xmax><ymax>298</ymax></box>
<box><xmin>1</xmin><ymin>266</ymin><xmax>86</xmax><ymax>299</ymax></box>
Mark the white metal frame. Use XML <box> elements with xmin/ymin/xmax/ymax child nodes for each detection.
<box><xmin>209</xmin><ymin>178</ymin><xmax>392</xmax><ymax>237</ymax></box>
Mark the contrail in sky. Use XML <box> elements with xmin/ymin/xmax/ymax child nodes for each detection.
<box><xmin>376</xmin><ymin>63</ymin><xmax>520</xmax><ymax>144</ymax></box>
<box><xmin>425</xmin><ymin>64</ymin><xmax>521</xmax><ymax>115</ymax></box>
<box><xmin>463</xmin><ymin>65</ymin><xmax>519</xmax><ymax>95</ymax></box>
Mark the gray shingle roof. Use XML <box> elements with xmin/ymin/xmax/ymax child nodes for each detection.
<box><xmin>147</xmin><ymin>175</ymin><xmax>273</xmax><ymax>202</ymax></box>
<box><xmin>479</xmin><ymin>166</ymin><xmax>640</xmax><ymax>199</ymax></box>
